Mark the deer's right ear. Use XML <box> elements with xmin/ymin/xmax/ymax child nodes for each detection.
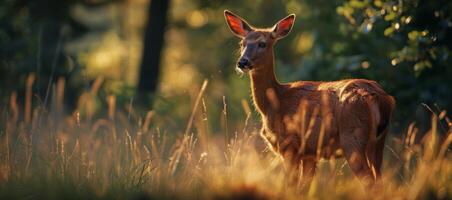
<box><xmin>224</xmin><ymin>10</ymin><xmax>253</xmax><ymax>38</ymax></box>
<box><xmin>272</xmin><ymin>14</ymin><xmax>295</xmax><ymax>40</ymax></box>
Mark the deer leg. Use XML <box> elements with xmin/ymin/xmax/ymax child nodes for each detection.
<box><xmin>282</xmin><ymin>154</ymin><xmax>316</xmax><ymax>192</ymax></box>
<box><xmin>299</xmin><ymin>158</ymin><xmax>316</xmax><ymax>191</ymax></box>
<box><xmin>282</xmin><ymin>150</ymin><xmax>299</xmax><ymax>184</ymax></box>
<box><xmin>374</xmin><ymin>128</ymin><xmax>388</xmax><ymax>178</ymax></box>
<box><xmin>340</xmin><ymin>127</ymin><xmax>376</xmax><ymax>186</ymax></box>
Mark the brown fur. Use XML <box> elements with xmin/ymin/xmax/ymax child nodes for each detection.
<box><xmin>224</xmin><ymin>10</ymin><xmax>396</xmax><ymax>186</ymax></box>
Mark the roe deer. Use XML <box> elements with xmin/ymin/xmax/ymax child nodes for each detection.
<box><xmin>224</xmin><ymin>10</ymin><xmax>395</xmax><ymax>186</ymax></box>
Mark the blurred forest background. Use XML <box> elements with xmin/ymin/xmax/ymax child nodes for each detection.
<box><xmin>1</xmin><ymin>0</ymin><xmax>452</xmax><ymax>133</ymax></box>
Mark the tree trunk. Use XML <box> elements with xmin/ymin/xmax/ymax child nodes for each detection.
<box><xmin>137</xmin><ymin>0</ymin><xmax>170</xmax><ymax>106</ymax></box>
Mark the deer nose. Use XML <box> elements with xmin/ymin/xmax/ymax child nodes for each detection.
<box><xmin>237</xmin><ymin>58</ymin><xmax>250</xmax><ymax>68</ymax></box>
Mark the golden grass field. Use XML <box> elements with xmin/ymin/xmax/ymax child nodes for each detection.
<box><xmin>0</xmin><ymin>78</ymin><xmax>451</xmax><ymax>200</ymax></box>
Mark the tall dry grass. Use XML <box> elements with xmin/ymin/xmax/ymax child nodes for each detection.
<box><xmin>0</xmin><ymin>77</ymin><xmax>451</xmax><ymax>200</ymax></box>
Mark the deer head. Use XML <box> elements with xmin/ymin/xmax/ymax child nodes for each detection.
<box><xmin>224</xmin><ymin>10</ymin><xmax>295</xmax><ymax>73</ymax></box>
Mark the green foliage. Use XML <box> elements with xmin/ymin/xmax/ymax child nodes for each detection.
<box><xmin>336</xmin><ymin>0</ymin><xmax>452</xmax><ymax>123</ymax></box>
<box><xmin>338</xmin><ymin>0</ymin><xmax>452</xmax><ymax>73</ymax></box>
<box><xmin>0</xmin><ymin>0</ymin><xmax>87</xmax><ymax>108</ymax></box>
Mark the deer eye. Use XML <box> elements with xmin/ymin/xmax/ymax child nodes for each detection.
<box><xmin>258</xmin><ymin>42</ymin><xmax>266</xmax><ymax>48</ymax></box>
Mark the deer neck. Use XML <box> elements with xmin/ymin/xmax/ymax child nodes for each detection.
<box><xmin>249</xmin><ymin>50</ymin><xmax>282</xmax><ymax>115</ymax></box>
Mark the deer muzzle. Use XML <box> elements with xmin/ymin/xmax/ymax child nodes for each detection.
<box><xmin>236</xmin><ymin>58</ymin><xmax>253</xmax><ymax>72</ymax></box>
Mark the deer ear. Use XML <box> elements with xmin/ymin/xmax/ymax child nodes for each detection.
<box><xmin>272</xmin><ymin>14</ymin><xmax>296</xmax><ymax>39</ymax></box>
<box><xmin>224</xmin><ymin>10</ymin><xmax>253</xmax><ymax>38</ymax></box>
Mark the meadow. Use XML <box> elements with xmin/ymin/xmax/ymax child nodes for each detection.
<box><xmin>0</xmin><ymin>78</ymin><xmax>451</xmax><ymax>200</ymax></box>
<box><xmin>2</xmin><ymin>0</ymin><xmax>452</xmax><ymax>199</ymax></box>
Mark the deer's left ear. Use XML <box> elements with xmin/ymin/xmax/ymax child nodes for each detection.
<box><xmin>272</xmin><ymin>14</ymin><xmax>296</xmax><ymax>39</ymax></box>
<box><xmin>224</xmin><ymin>10</ymin><xmax>253</xmax><ymax>38</ymax></box>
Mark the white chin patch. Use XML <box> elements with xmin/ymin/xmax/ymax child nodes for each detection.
<box><xmin>235</xmin><ymin>67</ymin><xmax>251</xmax><ymax>74</ymax></box>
